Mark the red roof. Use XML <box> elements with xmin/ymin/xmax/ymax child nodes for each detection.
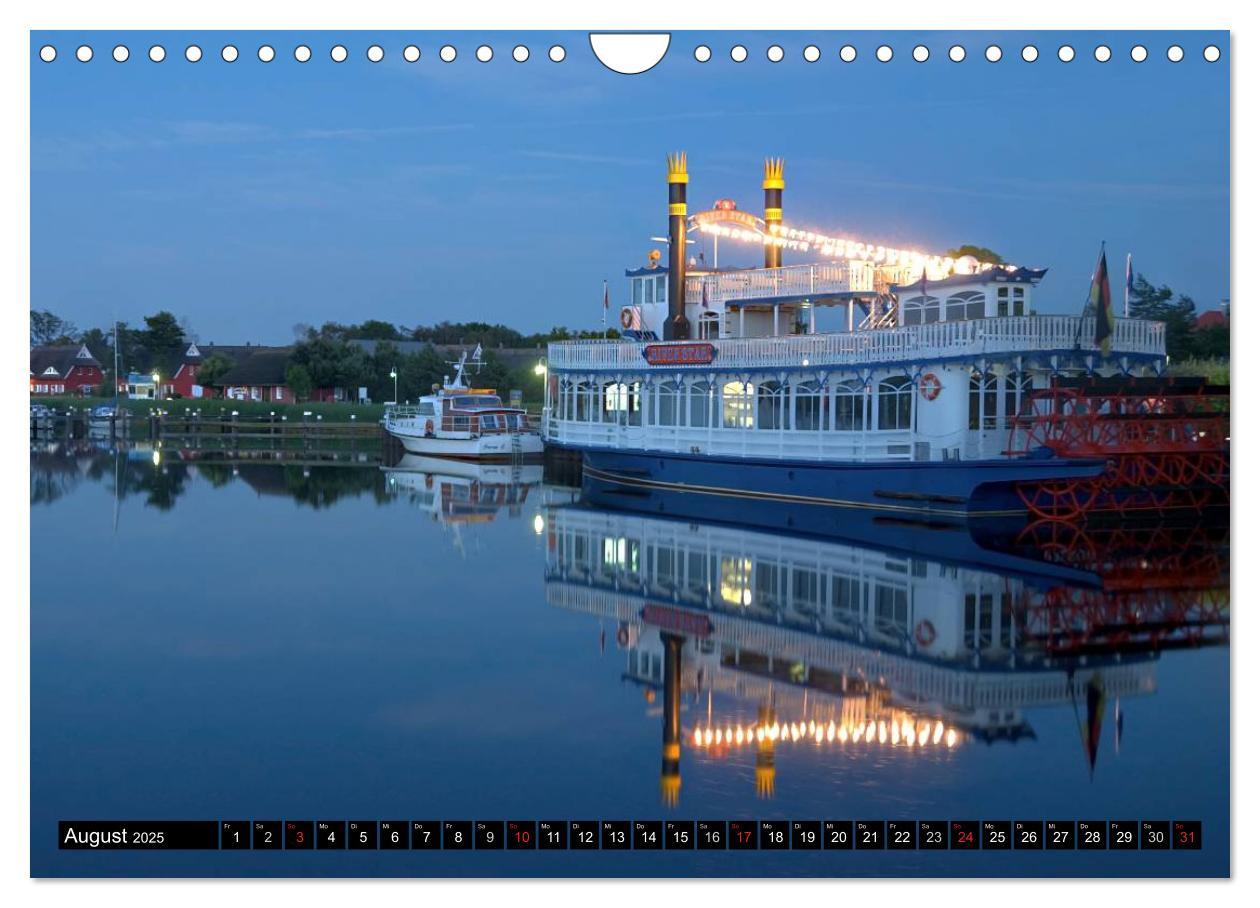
<box><xmin>1194</xmin><ymin>310</ymin><xmax>1228</xmax><ymax>330</ymax></box>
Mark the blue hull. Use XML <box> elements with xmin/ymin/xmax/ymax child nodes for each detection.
<box><xmin>580</xmin><ymin>447</ymin><xmax>1106</xmax><ymax>520</ymax></box>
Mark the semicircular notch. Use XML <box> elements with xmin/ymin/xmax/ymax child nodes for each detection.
<box><xmin>589</xmin><ymin>32</ymin><xmax>671</xmax><ymax>74</ymax></box>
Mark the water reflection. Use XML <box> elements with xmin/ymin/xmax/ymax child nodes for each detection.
<box><xmin>543</xmin><ymin>495</ymin><xmax>1228</xmax><ymax>804</ymax></box>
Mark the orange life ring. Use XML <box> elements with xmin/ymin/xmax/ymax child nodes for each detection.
<box><xmin>425</xmin><ymin>419</ymin><xmax>435</xmax><ymax>436</ymax></box>
<box><xmin>620</xmin><ymin>307</ymin><xmax>635</xmax><ymax>329</ymax></box>
<box><xmin>919</xmin><ymin>373</ymin><xmax>942</xmax><ymax>401</ymax></box>
<box><xmin>914</xmin><ymin>620</ymin><xmax>937</xmax><ymax>647</ymax></box>
<box><xmin>616</xmin><ymin>624</ymin><xmax>630</xmax><ymax>647</ymax></box>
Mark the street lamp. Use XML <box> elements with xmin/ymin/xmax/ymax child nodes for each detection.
<box><xmin>151</xmin><ymin>371</ymin><xmax>160</xmax><ymax>400</ymax></box>
<box><xmin>389</xmin><ymin>367</ymin><xmax>398</xmax><ymax>405</ymax></box>
<box><xmin>533</xmin><ymin>360</ymin><xmax>547</xmax><ymax>376</ymax></box>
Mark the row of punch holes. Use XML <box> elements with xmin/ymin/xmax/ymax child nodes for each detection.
<box><xmin>38</xmin><ymin>42</ymin><xmax>1221</xmax><ymax>65</ymax></box>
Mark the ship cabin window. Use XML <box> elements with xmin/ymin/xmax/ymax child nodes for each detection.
<box><xmin>653</xmin><ymin>381</ymin><xmax>680</xmax><ymax>426</ymax></box>
<box><xmin>657</xmin><ymin>274</ymin><xmax>667</xmax><ymax>302</ymax></box>
<box><xmin>575</xmin><ymin>380</ymin><xmax>596</xmax><ymax>421</ymax></box>
<box><xmin>721</xmin><ymin>381</ymin><xmax>754</xmax><ymax>429</ymax></box>
<box><xmin>830</xmin><ymin>576</ymin><xmax>865</xmax><ymax>621</ymax></box>
<box><xmin>1005</xmin><ymin>370</ymin><xmax>1033</xmax><ymax>422</ymax></box>
<box><xmin>602</xmin><ymin>382</ymin><xmax>640</xmax><ymax>423</ymax></box>
<box><xmin>634</xmin><ymin>279</ymin><xmax>645</xmax><ymax>306</ymax></box>
<box><xmin>833</xmin><ymin>380</ymin><xmax>868</xmax><ymax>431</ymax></box>
<box><xmin>997</xmin><ymin>285</ymin><xmax>1026</xmax><ymax>317</ymax></box>
<box><xmin>900</xmin><ymin>295</ymin><xmax>940</xmax><ymax>326</ymax></box>
<box><xmin>873</xmin><ymin>585</ymin><xmax>909</xmax><ymax>633</ymax></box>
<box><xmin>418</xmin><ymin>402</ymin><xmax>437</xmax><ymax>416</ymax></box>
<box><xmin>756</xmin><ymin>380</ymin><xmax>785</xmax><ymax>430</ymax></box>
<box><xmin>968</xmin><ymin>371</ymin><xmax>999</xmax><ymax>430</ymax></box>
<box><xmin>688</xmin><ymin>380</ymin><xmax>713</xmax><ymax>427</ymax></box>
<box><xmin>945</xmin><ymin>291</ymin><xmax>986</xmax><ymax>322</ymax></box>
<box><xmin>698</xmin><ymin>312</ymin><xmax>720</xmax><ymax>340</ymax></box>
<box><xmin>793</xmin><ymin>380</ymin><xmax>826</xmax><ymax>430</ymax></box>
<box><xmin>877</xmin><ymin>375</ymin><xmax>913</xmax><ymax>430</ymax></box>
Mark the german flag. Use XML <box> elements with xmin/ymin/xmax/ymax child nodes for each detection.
<box><xmin>1090</xmin><ymin>247</ymin><xmax>1115</xmax><ymax>355</ymax></box>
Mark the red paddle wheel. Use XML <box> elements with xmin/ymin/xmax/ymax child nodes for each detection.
<box><xmin>1008</xmin><ymin>377</ymin><xmax>1229</xmax><ymax>521</ymax></box>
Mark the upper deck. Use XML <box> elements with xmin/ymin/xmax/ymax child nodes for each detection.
<box><xmin>547</xmin><ymin>314</ymin><xmax>1166</xmax><ymax>373</ymax></box>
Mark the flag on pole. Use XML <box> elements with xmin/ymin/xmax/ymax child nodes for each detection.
<box><xmin>602</xmin><ymin>280</ymin><xmax>609</xmax><ymax>310</ymax></box>
<box><xmin>1090</xmin><ymin>245</ymin><xmax>1115</xmax><ymax>355</ymax></box>
<box><xmin>1124</xmin><ymin>254</ymin><xmax>1134</xmax><ymax>318</ymax></box>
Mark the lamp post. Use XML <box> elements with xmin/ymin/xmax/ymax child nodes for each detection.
<box><xmin>390</xmin><ymin>367</ymin><xmax>398</xmax><ymax>405</ymax></box>
<box><xmin>151</xmin><ymin>371</ymin><xmax>160</xmax><ymax>400</ymax></box>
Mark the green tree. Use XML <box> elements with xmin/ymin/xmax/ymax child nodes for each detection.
<box><xmin>141</xmin><ymin>311</ymin><xmax>186</xmax><ymax>376</ymax></box>
<box><xmin>284</xmin><ymin>362</ymin><xmax>314</xmax><ymax>401</ymax></box>
<box><xmin>195</xmin><ymin>354</ymin><xmax>234</xmax><ymax>389</ymax></box>
<box><xmin>1128</xmin><ymin>274</ymin><xmax>1198</xmax><ymax>361</ymax></box>
<box><xmin>350</xmin><ymin>319</ymin><xmax>405</xmax><ymax>340</ymax></box>
<box><xmin>30</xmin><ymin>310</ymin><xmax>78</xmax><ymax>347</ymax></box>
<box><xmin>945</xmin><ymin>245</ymin><xmax>1005</xmax><ymax>265</ymax></box>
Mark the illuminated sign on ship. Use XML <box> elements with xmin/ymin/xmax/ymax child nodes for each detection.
<box><xmin>642</xmin><ymin>343</ymin><xmax>717</xmax><ymax>366</ymax></box>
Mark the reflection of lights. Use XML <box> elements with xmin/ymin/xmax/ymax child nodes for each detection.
<box><xmin>532</xmin><ymin>514</ymin><xmax>545</xmax><ymax>536</ymax></box>
<box><xmin>151</xmin><ymin>449</ymin><xmax>161</xmax><ymax>466</ymax></box>
<box><xmin>690</xmin><ymin>715</ymin><xmax>964</xmax><ymax>752</ymax></box>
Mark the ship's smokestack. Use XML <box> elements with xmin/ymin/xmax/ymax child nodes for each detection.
<box><xmin>763</xmin><ymin>157</ymin><xmax>784</xmax><ymax>269</ymax></box>
<box><xmin>665</xmin><ymin>152</ymin><xmax>690</xmax><ymax>341</ymax></box>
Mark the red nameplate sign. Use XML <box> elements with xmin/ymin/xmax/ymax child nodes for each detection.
<box><xmin>642</xmin><ymin>604</ymin><xmax>713</xmax><ymax>638</ymax></box>
<box><xmin>642</xmin><ymin>343</ymin><xmax>716</xmax><ymax>366</ymax></box>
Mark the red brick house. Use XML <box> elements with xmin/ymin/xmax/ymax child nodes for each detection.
<box><xmin>30</xmin><ymin>344</ymin><xmax>103</xmax><ymax>396</ymax></box>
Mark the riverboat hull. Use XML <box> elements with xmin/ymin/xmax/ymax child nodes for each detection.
<box><xmin>579</xmin><ymin>447</ymin><xmax>1105</xmax><ymax>520</ymax></box>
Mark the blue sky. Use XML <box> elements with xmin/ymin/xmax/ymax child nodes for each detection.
<box><xmin>31</xmin><ymin>30</ymin><xmax>1228</xmax><ymax>344</ymax></box>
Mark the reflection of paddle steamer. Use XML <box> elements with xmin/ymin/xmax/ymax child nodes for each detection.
<box><xmin>543</xmin><ymin>501</ymin><xmax>1227</xmax><ymax>801</ymax></box>
<box><xmin>543</xmin><ymin>155</ymin><xmax>1171</xmax><ymax>518</ymax></box>
<box><xmin>384</xmin><ymin>348</ymin><xmax>543</xmax><ymax>462</ymax></box>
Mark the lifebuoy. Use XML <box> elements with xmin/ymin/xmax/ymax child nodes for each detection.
<box><xmin>620</xmin><ymin>307</ymin><xmax>635</xmax><ymax>330</ymax></box>
<box><xmin>914</xmin><ymin>620</ymin><xmax>937</xmax><ymax>647</ymax></box>
<box><xmin>616</xmin><ymin>624</ymin><xmax>630</xmax><ymax>647</ymax></box>
<box><xmin>919</xmin><ymin>373</ymin><xmax>942</xmax><ymax>401</ymax></box>
<box><xmin>425</xmin><ymin>419</ymin><xmax>435</xmax><ymax>436</ymax></box>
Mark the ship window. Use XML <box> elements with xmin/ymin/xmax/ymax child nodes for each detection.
<box><xmin>830</xmin><ymin>576</ymin><xmax>864</xmax><ymax>618</ymax></box>
<box><xmin>603</xmin><ymin>382</ymin><xmax>629</xmax><ymax>419</ymax></box>
<box><xmin>418</xmin><ymin>402</ymin><xmax>437</xmax><ymax>417</ymax></box>
<box><xmin>626</xmin><ymin>382</ymin><xmax>642</xmax><ymax>426</ymax></box>
<box><xmin>721</xmin><ymin>381</ymin><xmax>754</xmax><ymax>429</ymax></box>
<box><xmin>901</xmin><ymin>295</ymin><xmax>939</xmax><ymax>326</ymax></box>
<box><xmin>656</xmin><ymin>274</ymin><xmax>667</xmax><ymax>303</ymax></box>
<box><xmin>1012</xmin><ymin>286</ymin><xmax>1025</xmax><ymax>316</ymax></box>
<box><xmin>756</xmin><ymin>380</ymin><xmax>785</xmax><ymax>430</ymax></box>
<box><xmin>1004</xmin><ymin>371</ymin><xmax>1033</xmax><ymax>424</ymax></box>
<box><xmin>792</xmin><ymin>568</ymin><xmax>820</xmax><ymax>615</ymax></box>
<box><xmin>946</xmin><ymin>291</ymin><xmax>986</xmax><ymax>321</ymax></box>
<box><xmin>655</xmin><ymin>381</ymin><xmax>681</xmax><ymax>426</ymax></box>
<box><xmin>720</xmin><ymin>557</ymin><xmax>753</xmax><ymax>606</ymax></box>
<box><xmin>997</xmin><ymin>286</ymin><xmax>1008</xmax><ymax>317</ymax></box>
<box><xmin>793</xmin><ymin>380</ymin><xmax>826</xmax><ymax>430</ymax></box>
<box><xmin>874</xmin><ymin>585</ymin><xmax>909</xmax><ymax>631</ymax></box>
<box><xmin>877</xmin><ymin>375</ymin><xmax>913</xmax><ymax>430</ymax></box>
<box><xmin>634</xmin><ymin>279</ymin><xmax>645</xmax><ymax>306</ymax></box>
<box><xmin>834</xmin><ymin>380</ymin><xmax>867</xmax><ymax>431</ymax></box>
<box><xmin>688</xmin><ymin>381</ymin><xmax>712</xmax><ymax>427</ymax></box>
<box><xmin>575</xmin><ymin>381</ymin><xmax>595</xmax><ymax>421</ymax></box>
<box><xmin>968</xmin><ymin>371</ymin><xmax>999</xmax><ymax>430</ymax></box>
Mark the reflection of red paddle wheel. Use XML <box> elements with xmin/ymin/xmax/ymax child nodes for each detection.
<box><xmin>1020</xmin><ymin>585</ymin><xmax>1230</xmax><ymax>656</ymax></box>
<box><xmin>1016</xmin><ymin>519</ymin><xmax>1229</xmax><ymax>655</ymax></box>
<box><xmin>1016</xmin><ymin>519</ymin><xmax>1228</xmax><ymax>589</ymax></box>
<box><xmin>1009</xmin><ymin>377</ymin><xmax>1229</xmax><ymax>520</ymax></box>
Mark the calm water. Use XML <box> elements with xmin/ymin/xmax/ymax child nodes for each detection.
<box><xmin>30</xmin><ymin>440</ymin><xmax>1230</xmax><ymax>877</ymax></box>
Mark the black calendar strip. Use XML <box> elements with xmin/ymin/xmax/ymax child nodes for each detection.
<box><xmin>59</xmin><ymin>819</ymin><xmax>1201</xmax><ymax>851</ymax></box>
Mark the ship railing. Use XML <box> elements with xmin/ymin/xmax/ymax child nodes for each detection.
<box><xmin>684</xmin><ymin>262</ymin><xmax>857</xmax><ymax>305</ymax></box>
<box><xmin>547</xmin><ymin>315</ymin><xmax>1166</xmax><ymax>371</ymax></box>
